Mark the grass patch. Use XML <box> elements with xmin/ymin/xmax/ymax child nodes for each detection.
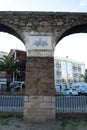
<box><xmin>0</xmin><ymin>114</ymin><xmax>23</xmax><ymax>125</ymax></box>
<box><xmin>0</xmin><ymin>115</ymin><xmax>12</xmax><ymax>125</ymax></box>
<box><xmin>60</xmin><ymin>119</ymin><xmax>81</xmax><ymax>130</ymax></box>
<box><xmin>61</xmin><ymin>119</ymin><xmax>69</xmax><ymax>127</ymax></box>
<box><xmin>84</xmin><ymin>119</ymin><xmax>87</xmax><ymax>123</ymax></box>
<box><xmin>14</xmin><ymin>115</ymin><xmax>23</xmax><ymax>121</ymax></box>
<box><xmin>15</xmin><ymin>125</ymin><xmax>21</xmax><ymax>128</ymax></box>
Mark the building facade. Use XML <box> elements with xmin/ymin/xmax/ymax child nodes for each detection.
<box><xmin>54</xmin><ymin>57</ymin><xmax>85</xmax><ymax>90</ymax></box>
<box><xmin>0</xmin><ymin>51</ymin><xmax>8</xmax><ymax>82</ymax></box>
<box><xmin>0</xmin><ymin>51</ymin><xmax>8</xmax><ymax>58</ymax></box>
<box><xmin>9</xmin><ymin>49</ymin><xmax>26</xmax><ymax>81</ymax></box>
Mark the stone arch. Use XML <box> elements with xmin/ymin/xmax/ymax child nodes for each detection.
<box><xmin>0</xmin><ymin>24</ymin><xmax>23</xmax><ymax>43</ymax></box>
<box><xmin>58</xmin><ymin>23</ymin><xmax>87</xmax><ymax>43</ymax></box>
<box><xmin>1</xmin><ymin>11</ymin><xmax>87</xmax><ymax>123</ymax></box>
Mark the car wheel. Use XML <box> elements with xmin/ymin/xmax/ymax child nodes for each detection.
<box><xmin>69</xmin><ymin>92</ymin><xmax>72</xmax><ymax>95</ymax></box>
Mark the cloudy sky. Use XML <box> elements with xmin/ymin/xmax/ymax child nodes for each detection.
<box><xmin>0</xmin><ymin>0</ymin><xmax>87</xmax><ymax>67</ymax></box>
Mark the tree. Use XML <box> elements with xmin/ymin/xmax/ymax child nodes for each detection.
<box><xmin>0</xmin><ymin>55</ymin><xmax>18</xmax><ymax>91</ymax></box>
<box><xmin>84</xmin><ymin>69</ymin><xmax>87</xmax><ymax>83</ymax></box>
<box><xmin>17</xmin><ymin>58</ymin><xmax>26</xmax><ymax>81</ymax></box>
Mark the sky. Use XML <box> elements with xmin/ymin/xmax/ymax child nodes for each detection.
<box><xmin>0</xmin><ymin>0</ymin><xmax>87</xmax><ymax>67</ymax></box>
<box><xmin>54</xmin><ymin>33</ymin><xmax>87</xmax><ymax>63</ymax></box>
<box><xmin>0</xmin><ymin>0</ymin><xmax>87</xmax><ymax>12</ymax></box>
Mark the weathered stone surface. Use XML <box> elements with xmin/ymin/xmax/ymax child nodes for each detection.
<box><xmin>0</xmin><ymin>11</ymin><xmax>87</xmax><ymax>44</ymax></box>
<box><xmin>24</xmin><ymin>96</ymin><xmax>55</xmax><ymax>123</ymax></box>
<box><xmin>25</xmin><ymin>57</ymin><xmax>55</xmax><ymax>96</ymax></box>
<box><xmin>1</xmin><ymin>11</ymin><xmax>87</xmax><ymax>123</ymax></box>
<box><xmin>40</xmin><ymin>102</ymin><xmax>55</xmax><ymax>109</ymax></box>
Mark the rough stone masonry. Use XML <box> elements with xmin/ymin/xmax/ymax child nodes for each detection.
<box><xmin>0</xmin><ymin>11</ymin><xmax>87</xmax><ymax>122</ymax></box>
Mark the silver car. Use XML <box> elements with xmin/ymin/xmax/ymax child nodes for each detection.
<box><xmin>62</xmin><ymin>88</ymin><xmax>78</xmax><ymax>95</ymax></box>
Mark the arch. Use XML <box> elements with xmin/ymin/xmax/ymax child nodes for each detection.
<box><xmin>58</xmin><ymin>23</ymin><xmax>87</xmax><ymax>43</ymax></box>
<box><xmin>0</xmin><ymin>24</ymin><xmax>23</xmax><ymax>42</ymax></box>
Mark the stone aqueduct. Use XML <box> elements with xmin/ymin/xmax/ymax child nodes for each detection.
<box><xmin>0</xmin><ymin>11</ymin><xmax>87</xmax><ymax>122</ymax></box>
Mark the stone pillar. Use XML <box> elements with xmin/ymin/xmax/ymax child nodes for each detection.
<box><xmin>24</xmin><ymin>33</ymin><xmax>56</xmax><ymax>122</ymax></box>
<box><xmin>24</xmin><ymin>57</ymin><xmax>55</xmax><ymax>122</ymax></box>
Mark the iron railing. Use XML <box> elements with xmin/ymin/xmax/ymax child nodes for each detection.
<box><xmin>56</xmin><ymin>96</ymin><xmax>87</xmax><ymax>112</ymax></box>
<box><xmin>0</xmin><ymin>95</ymin><xmax>87</xmax><ymax>113</ymax></box>
<box><xmin>0</xmin><ymin>95</ymin><xmax>24</xmax><ymax>112</ymax></box>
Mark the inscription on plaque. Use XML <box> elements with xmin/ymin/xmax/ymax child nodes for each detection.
<box><xmin>29</xmin><ymin>36</ymin><xmax>52</xmax><ymax>50</ymax></box>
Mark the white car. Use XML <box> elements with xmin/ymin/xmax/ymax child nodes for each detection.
<box><xmin>10</xmin><ymin>81</ymin><xmax>25</xmax><ymax>91</ymax></box>
<box><xmin>62</xmin><ymin>88</ymin><xmax>78</xmax><ymax>95</ymax></box>
<box><xmin>71</xmin><ymin>82</ymin><xmax>87</xmax><ymax>95</ymax></box>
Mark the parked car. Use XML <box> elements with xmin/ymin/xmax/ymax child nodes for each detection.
<box><xmin>71</xmin><ymin>82</ymin><xmax>87</xmax><ymax>95</ymax></box>
<box><xmin>62</xmin><ymin>88</ymin><xmax>78</xmax><ymax>95</ymax></box>
<box><xmin>10</xmin><ymin>81</ymin><xmax>25</xmax><ymax>91</ymax></box>
<box><xmin>0</xmin><ymin>81</ymin><xmax>7</xmax><ymax>91</ymax></box>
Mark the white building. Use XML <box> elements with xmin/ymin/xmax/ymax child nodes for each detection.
<box><xmin>0</xmin><ymin>51</ymin><xmax>8</xmax><ymax>58</ymax></box>
<box><xmin>54</xmin><ymin>56</ymin><xmax>85</xmax><ymax>91</ymax></box>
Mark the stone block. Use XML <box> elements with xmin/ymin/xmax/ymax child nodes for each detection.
<box><xmin>43</xmin><ymin>96</ymin><xmax>52</xmax><ymax>102</ymax></box>
<box><xmin>24</xmin><ymin>108</ymin><xmax>55</xmax><ymax>123</ymax></box>
<box><xmin>52</xmin><ymin>96</ymin><xmax>55</xmax><ymax>102</ymax></box>
<box><xmin>29</xmin><ymin>96</ymin><xmax>42</xmax><ymax>102</ymax></box>
<box><xmin>24</xmin><ymin>96</ymin><xmax>29</xmax><ymax>102</ymax></box>
<box><xmin>24</xmin><ymin>102</ymin><xmax>30</xmax><ymax>109</ymax></box>
<box><xmin>24</xmin><ymin>96</ymin><xmax>55</xmax><ymax>122</ymax></box>
<box><xmin>40</xmin><ymin>102</ymin><xmax>55</xmax><ymax>109</ymax></box>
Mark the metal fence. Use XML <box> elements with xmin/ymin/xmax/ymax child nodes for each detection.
<box><xmin>56</xmin><ymin>96</ymin><xmax>87</xmax><ymax>112</ymax></box>
<box><xmin>0</xmin><ymin>95</ymin><xmax>24</xmax><ymax>112</ymax></box>
<box><xmin>1</xmin><ymin>95</ymin><xmax>87</xmax><ymax>113</ymax></box>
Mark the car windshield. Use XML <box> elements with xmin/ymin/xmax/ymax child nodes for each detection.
<box><xmin>64</xmin><ymin>89</ymin><xmax>70</xmax><ymax>91</ymax></box>
<box><xmin>72</xmin><ymin>89</ymin><xmax>76</xmax><ymax>91</ymax></box>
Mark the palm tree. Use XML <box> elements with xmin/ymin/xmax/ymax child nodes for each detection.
<box><xmin>0</xmin><ymin>55</ymin><xmax>18</xmax><ymax>91</ymax></box>
<box><xmin>84</xmin><ymin>69</ymin><xmax>87</xmax><ymax>83</ymax></box>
